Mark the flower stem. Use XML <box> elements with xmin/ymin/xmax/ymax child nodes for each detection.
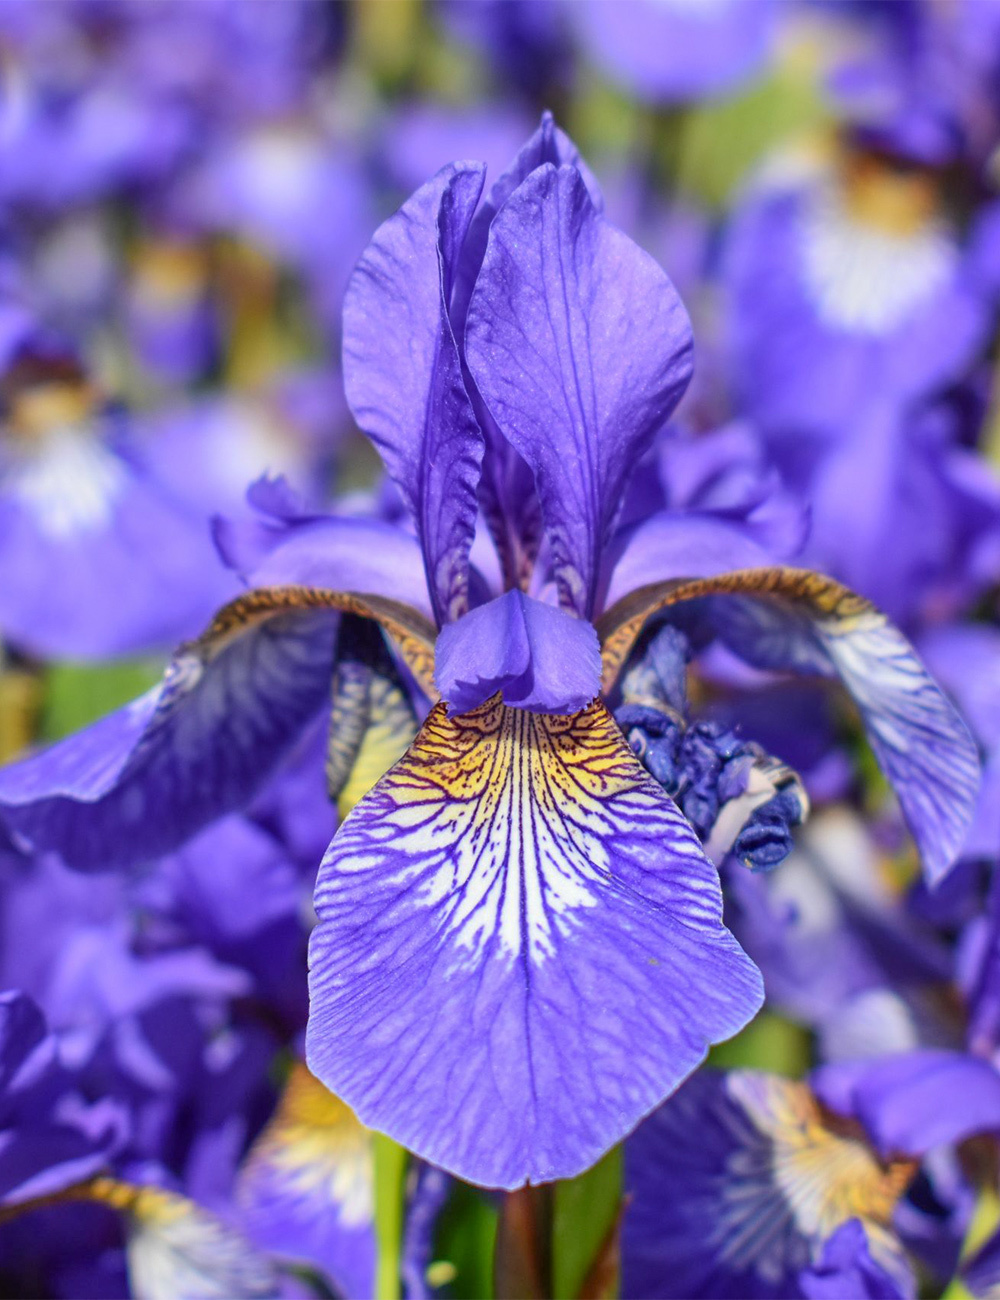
<box><xmin>373</xmin><ymin>1132</ymin><xmax>408</xmax><ymax>1300</ymax></box>
<box><xmin>552</xmin><ymin>1147</ymin><xmax>624</xmax><ymax>1300</ymax></box>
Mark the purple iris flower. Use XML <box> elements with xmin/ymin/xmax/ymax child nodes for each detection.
<box><xmin>0</xmin><ymin>115</ymin><xmax>978</xmax><ymax>1189</ymax></box>
<box><xmin>622</xmin><ymin>1068</ymin><xmax>916</xmax><ymax>1299</ymax></box>
<box><xmin>0</xmin><ymin>325</ymin><xmax>238</xmax><ymax>659</ymax></box>
<box><xmin>722</xmin><ymin>144</ymin><xmax>997</xmax><ymax>445</ymax></box>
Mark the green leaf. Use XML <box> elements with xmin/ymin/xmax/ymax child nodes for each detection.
<box><xmin>673</xmin><ymin>66</ymin><xmax>829</xmax><ymax>209</ymax></box>
<box><xmin>708</xmin><ymin>1010</ymin><xmax>811</xmax><ymax>1075</ymax></box>
<box><xmin>552</xmin><ymin>1146</ymin><xmax>623</xmax><ymax>1300</ymax></box>
<box><xmin>373</xmin><ymin>1133</ymin><xmax>408</xmax><ymax>1300</ymax></box>
<box><xmin>431</xmin><ymin>1180</ymin><xmax>498</xmax><ymax>1300</ymax></box>
<box><xmin>41</xmin><ymin>660</ymin><xmax>163</xmax><ymax>742</ymax></box>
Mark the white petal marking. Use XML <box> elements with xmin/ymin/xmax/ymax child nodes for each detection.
<box><xmin>799</xmin><ymin>182</ymin><xmax>957</xmax><ymax>335</ymax></box>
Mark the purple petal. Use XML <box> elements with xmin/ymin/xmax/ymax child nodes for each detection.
<box><xmin>237</xmin><ymin>1063</ymin><xmax>374</xmax><ymax>1300</ymax></box>
<box><xmin>623</xmin><ymin>1070</ymin><xmax>914</xmax><ymax>1299</ymax></box>
<box><xmin>0</xmin><ymin>605</ymin><xmax>339</xmax><ymax>871</ymax></box>
<box><xmin>0</xmin><ymin>992</ymin><xmax>115</xmax><ymax>1205</ymax></box>
<box><xmin>402</xmin><ymin>1164</ymin><xmax>452</xmax><ymax>1300</ymax></box>
<box><xmin>813</xmin><ymin>1050</ymin><xmax>1000</xmax><ymax>1157</ymax></box>
<box><xmin>466</xmin><ymin>163</ymin><xmax>693</xmax><ymax>619</ymax></box>
<box><xmin>597</xmin><ymin>569</ymin><xmax>980</xmax><ymax>886</ymax></box>
<box><xmin>571</xmin><ymin>0</ymin><xmax>775</xmax><ymax>103</ymax></box>
<box><xmin>919</xmin><ymin>623</ymin><xmax>1000</xmax><ymax>860</ymax></box>
<box><xmin>0</xmin><ymin>586</ymin><xmax>438</xmax><ymax>872</ymax></box>
<box><xmin>217</xmin><ymin>511</ymin><xmax>435</xmax><ymax>622</ymax></box>
<box><xmin>0</xmin><ymin>441</ymin><xmax>238</xmax><ymax>660</ymax></box>
<box><xmin>800</xmin><ymin>1220</ymin><xmax>912</xmax><ymax>1300</ymax></box>
<box><xmin>453</xmin><ymin>110</ymin><xmax>603</xmax><ymax>333</ymax></box>
<box><xmin>307</xmin><ymin>697</ymin><xmax>761</xmax><ymax>1189</ymax></box>
<box><xmin>0</xmin><ymin>1128</ymin><xmax>111</xmax><ymax>1207</ymax></box>
<box><xmin>434</xmin><ymin>589</ymin><xmax>601</xmax><ymax>715</ymax></box>
<box><xmin>600</xmin><ymin>510</ymin><xmax>779</xmax><ymax>613</ymax></box>
<box><xmin>453</xmin><ymin>114</ymin><xmax>603</xmax><ymax>592</ymax></box>
<box><xmin>0</xmin><ymin>990</ymin><xmax>55</xmax><ymax>1099</ymax></box>
<box><xmin>343</xmin><ymin>162</ymin><xmax>486</xmax><ymax>625</ymax></box>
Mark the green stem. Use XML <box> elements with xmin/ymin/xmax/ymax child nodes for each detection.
<box><xmin>552</xmin><ymin>1147</ymin><xmax>624</xmax><ymax>1300</ymax></box>
<box><xmin>373</xmin><ymin>1133</ymin><xmax>408</xmax><ymax>1300</ymax></box>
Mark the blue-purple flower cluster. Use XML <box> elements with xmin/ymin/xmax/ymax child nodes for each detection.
<box><xmin>0</xmin><ymin>2</ymin><xmax>999</xmax><ymax>1298</ymax></box>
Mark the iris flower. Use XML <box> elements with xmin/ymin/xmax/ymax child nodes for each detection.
<box><xmin>622</xmin><ymin>1069</ymin><xmax>916</xmax><ymax>1298</ymax></box>
<box><xmin>0</xmin><ymin>117</ymin><xmax>978</xmax><ymax>1188</ymax></box>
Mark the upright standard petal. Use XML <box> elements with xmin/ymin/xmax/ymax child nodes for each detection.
<box><xmin>454</xmin><ymin>112</ymin><xmax>603</xmax><ymax>590</ymax></box>
<box><xmin>597</xmin><ymin>568</ymin><xmax>980</xmax><ymax>886</ymax></box>
<box><xmin>0</xmin><ymin>587</ymin><xmax>436</xmax><ymax>871</ymax></box>
<box><xmin>307</xmin><ymin>696</ymin><xmax>762</xmax><ymax>1189</ymax></box>
<box><xmin>466</xmin><ymin>163</ymin><xmax>693</xmax><ymax>619</ymax></box>
<box><xmin>433</xmin><ymin>589</ymin><xmax>601</xmax><ymax>715</ymax></box>
<box><xmin>453</xmin><ymin>110</ymin><xmax>603</xmax><ymax>332</ymax></box>
<box><xmin>343</xmin><ymin>162</ymin><xmax>486</xmax><ymax>625</ymax></box>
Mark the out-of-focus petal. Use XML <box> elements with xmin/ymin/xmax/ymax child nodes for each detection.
<box><xmin>813</xmin><ymin>1051</ymin><xmax>1000</xmax><ymax>1157</ymax></box>
<box><xmin>343</xmin><ymin>162</ymin><xmax>486</xmax><ymax>624</ymax></box>
<box><xmin>434</xmin><ymin>589</ymin><xmax>601</xmax><ymax>715</ymax></box>
<box><xmin>597</xmin><ymin>568</ymin><xmax>980</xmax><ymax>886</ymax></box>
<box><xmin>237</xmin><ymin>1063</ymin><xmax>374</xmax><ymax>1300</ymax></box>
<box><xmin>571</xmin><ymin>0</ymin><xmax>775</xmax><ymax>104</ymax></box>
<box><xmin>800</xmin><ymin>1220</ymin><xmax>911</xmax><ymax>1300</ymax></box>
<box><xmin>307</xmin><ymin>697</ymin><xmax>761</xmax><ymax>1189</ymax></box>
<box><xmin>466</xmin><ymin>162</ymin><xmax>693</xmax><ymax>619</ymax></box>
<box><xmin>622</xmin><ymin>1070</ymin><xmax>914</xmax><ymax>1299</ymax></box>
<box><xmin>0</xmin><ymin>992</ymin><xmax>119</xmax><ymax>1205</ymax></box>
<box><xmin>85</xmin><ymin>1178</ymin><xmax>281</xmax><ymax>1300</ymax></box>
<box><xmin>0</xmin><ymin>432</ymin><xmax>239</xmax><ymax>660</ymax></box>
